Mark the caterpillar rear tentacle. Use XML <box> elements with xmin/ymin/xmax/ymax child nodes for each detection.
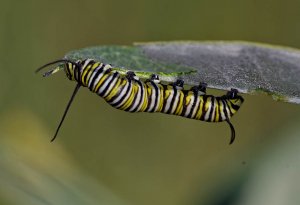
<box><xmin>36</xmin><ymin>58</ymin><xmax>244</xmax><ymax>144</ymax></box>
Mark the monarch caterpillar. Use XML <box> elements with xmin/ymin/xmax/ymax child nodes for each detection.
<box><xmin>36</xmin><ymin>58</ymin><xmax>244</xmax><ymax>144</ymax></box>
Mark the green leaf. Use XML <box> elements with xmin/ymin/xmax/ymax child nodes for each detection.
<box><xmin>65</xmin><ymin>46</ymin><xmax>196</xmax><ymax>79</ymax></box>
<box><xmin>65</xmin><ymin>41</ymin><xmax>300</xmax><ymax>104</ymax></box>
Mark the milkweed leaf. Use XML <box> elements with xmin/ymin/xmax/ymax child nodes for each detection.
<box><xmin>65</xmin><ymin>41</ymin><xmax>300</xmax><ymax>104</ymax></box>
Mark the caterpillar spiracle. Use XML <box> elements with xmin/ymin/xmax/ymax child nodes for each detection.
<box><xmin>36</xmin><ymin>58</ymin><xmax>244</xmax><ymax>144</ymax></box>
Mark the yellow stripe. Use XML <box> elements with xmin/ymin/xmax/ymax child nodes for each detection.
<box><xmin>195</xmin><ymin>96</ymin><xmax>204</xmax><ymax>120</ymax></box>
<box><xmin>85</xmin><ymin>62</ymin><xmax>100</xmax><ymax>85</ymax></box>
<box><xmin>67</xmin><ymin>63</ymin><xmax>75</xmax><ymax>80</ymax></box>
<box><xmin>157</xmin><ymin>84</ymin><xmax>164</xmax><ymax>112</ymax></box>
<box><xmin>94</xmin><ymin>73</ymin><xmax>110</xmax><ymax>92</ymax></box>
<box><xmin>139</xmin><ymin>83</ymin><xmax>149</xmax><ymax>112</ymax></box>
<box><xmin>185</xmin><ymin>93</ymin><xmax>191</xmax><ymax>107</ymax></box>
<box><xmin>104</xmin><ymin>78</ymin><xmax>122</xmax><ymax>101</ymax></box>
<box><xmin>205</xmin><ymin>97</ymin><xmax>211</xmax><ymax>112</ymax></box>
<box><xmin>119</xmin><ymin>82</ymin><xmax>137</xmax><ymax>110</ymax></box>
<box><xmin>175</xmin><ymin>91</ymin><xmax>184</xmax><ymax>115</ymax></box>
<box><xmin>64</xmin><ymin>63</ymin><xmax>70</xmax><ymax>78</ymax></box>
<box><xmin>227</xmin><ymin>100</ymin><xmax>237</xmax><ymax>114</ymax></box>
<box><xmin>164</xmin><ymin>88</ymin><xmax>172</xmax><ymax>101</ymax></box>
<box><xmin>143</xmin><ymin>83</ymin><xmax>153</xmax><ymax>111</ymax></box>
<box><xmin>218</xmin><ymin>100</ymin><xmax>224</xmax><ymax>121</ymax></box>
<box><xmin>81</xmin><ymin>64</ymin><xmax>92</xmax><ymax>83</ymax></box>
<box><xmin>214</xmin><ymin>99</ymin><xmax>219</xmax><ymax>122</ymax></box>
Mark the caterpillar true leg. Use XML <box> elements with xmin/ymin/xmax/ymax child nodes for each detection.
<box><xmin>126</xmin><ymin>71</ymin><xmax>137</xmax><ymax>80</ymax></box>
<box><xmin>150</xmin><ymin>74</ymin><xmax>160</xmax><ymax>83</ymax></box>
<box><xmin>198</xmin><ymin>82</ymin><xmax>207</xmax><ymax>94</ymax></box>
<box><xmin>227</xmin><ymin>88</ymin><xmax>238</xmax><ymax>98</ymax></box>
<box><xmin>173</xmin><ymin>79</ymin><xmax>184</xmax><ymax>88</ymax></box>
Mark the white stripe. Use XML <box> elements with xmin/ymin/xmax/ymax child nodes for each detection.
<box><xmin>220</xmin><ymin>100</ymin><xmax>226</xmax><ymax>120</ymax></box>
<box><xmin>103</xmin><ymin>73</ymin><xmax>120</xmax><ymax>98</ymax></box>
<box><xmin>170</xmin><ymin>91</ymin><xmax>179</xmax><ymax>114</ymax></box>
<box><xmin>154</xmin><ymin>86</ymin><xmax>162</xmax><ymax>112</ymax></box>
<box><xmin>163</xmin><ymin>90</ymin><xmax>174</xmax><ymax>113</ymax></box>
<box><xmin>225</xmin><ymin>100</ymin><xmax>231</xmax><ymax>119</ymax></box>
<box><xmin>135</xmin><ymin>83</ymin><xmax>146</xmax><ymax>112</ymax></box>
<box><xmin>91</xmin><ymin>65</ymin><xmax>109</xmax><ymax>91</ymax></box>
<box><xmin>98</xmin><ymin>74</ymin><xmax>114</xmax><ymax>95</ymax></box>
<box><xmin>204</xmin><ymin>98</ymin><xmax>212</xmax><ymax>121</ymax></box>
<box><xmin>191</xmin><ymin>96</ymin><xmax>200</xmax><ymax>118</ymax></box>
<box><xmin>210</xmin><ymin>98</ymin><xmax>216</xmax><ymax>122</ymax></box>
<box><xmin>91</xmin><ymin>72</ymin><xmax>106</xmax><ymax>91</ymax></box>
<box><xmin>115</xmin><ymin>82</ymin><xmax>133</xmax><ymax>108</ymax></box>
<box><xmin>110</xmin><ymin>81</ymin><xmax>130</xmax><ymax>105</ymax></box>
<box><xmin>82</xmin><ymin>59</ymin><xmax>92</xmax><ymax>69</ymax></box>
<box><xmin>147</xmin><ymin>84</ymin><xmax>157</xmax><ymax>111</ymax></box>
<box><xmin>128</xmin><ymin>82</ymin><xmax>142</xmax><ymax>112</ymax></box>
<box><xmin>103</xmin><ymin>64</ymin><xmax>112</xmax><ymax>70</ymax></box>
<box><xmin>88</xmin><ymin>63</ymin><xmax>103</xmax><ymax>88</ymax></box>
<box><xmin>184</xmin><ymin>95</ymin><xmax>194</xmax><ymax>117</ymax></box>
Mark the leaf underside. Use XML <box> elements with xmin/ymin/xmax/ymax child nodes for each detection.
<box><xmin>65</xmin><ymin>41</ymin><xmax>300</xmax><ymax>104</ymax></box>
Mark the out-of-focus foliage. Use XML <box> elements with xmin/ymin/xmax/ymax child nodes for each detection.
<box><xmin>0</xmin><ymin>110</ymin><xmax>126</xmax><ymax>205</ymax></box>
<box><xmin>225</xmin><ymin>122</ymin><xmax>300</xmax><ymax>205</ymax></box>
<box><xmin>1</xmin><ymin>0</ymin><xmax>300</xmax><ymax>205</ymax></box>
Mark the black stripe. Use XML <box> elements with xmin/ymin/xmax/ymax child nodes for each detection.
<box><xmin>144</xmin><ymin>82</ymin><xmax>152</xmax><ymax>111</ymax></box>
<box><xmin>88</xmin><ymin>63</ymin><xmax>105</xmax><ymax>91</ymax></box>
<box><xmin>94</xmin><ymin>68</ymin><xmax>113</xmax><ymax>93</ymax></box>
<box><xmin>161</xmin><ymin>84</ymin><xmax>169</xmax><ymax>113</ymax></box>
<box><xmin>221</xmin><ymin>99</ymin><xmax>230</xmax><ymax>119</ymax></box>
<box><xmin>187</xmin><ymin>90</ymin><xmax>198</xmax><ymax>118</ymax></box>
<box><xmin>167</xmin><ymin>86</ymin><xmax>177</xmax><ymax>114</ymax></box>
<box><xmin>65</xmin><ymin>63</ymin><xmax>72</xmax><ymax>78</ymax></box>
<box><xmin>107</xmin><ymin>79</ymin><xmax>125</xmax><ymax>103</ymax></box>
<box><xmin>215</xmin><ymin>98</ymin><xmax>220</xmax><ymax>122</ymax></box>
<box><xmin>111</xmin><ymin>79</ymin><xmax>132</xmax><ymax>107</ymax></box>
<box><xmin>180</xmin><ymin>90</ymin><xmax>188</xmax><ymax>116</ymax></box>
<box><xmin>208</xmin><ymin>97</ymin><xmax>215</xmax><ymax>122</ymax></box>
<box><xmin>224</xmin><ymin>100</ymin><xmax>234</xmax><ymax>116</ymax></box>
<box><xmin>229</xmin><ymin>101</ymin><xmax>240</xmax><ymax>111</ymax></box>
<box><xmin>128</xmin><ymin>80</ymin><xmax>144</xmax><ymax>112</ymax></box>
<box><xmin>200</xmin><ymin>95</ymin><xmax>207</xmax><ymax>121</ymax></box>
<box><xmin>72</xmin><ymin>63</ymin><xmax>79</xmax><ymax>82</ymax></box>
<box><xmin>124</xmin><ymin>80</ymin><xmax>138</xmax><ymax>112</ymax></box>
<box><xmin>74</xmin><ymin>60</ymin><xmax>84</xmax><ymax>82</ymax></box>
<box><xmin>99</xmin><ymin>72</ymin><xmax>119</xmax><ymax>97</ymax></box>
<box><xmin>150</xmin><ymin>81</ymin><xmax>159</xmax><ymax>112</ymax></box>
<box><xmin>75</xmin><ymin>63</ymin><xmax>82</xmax><ymax>83</ymax></box>
<box><xmin>83</xmin><ymin>62</ymin><xmax>93</xmax><ymax>84</ymax></box>
<box><xmin>192</xmin><ymin>95</ymin><xmax>200</xmax><ymax>119</ymax></box>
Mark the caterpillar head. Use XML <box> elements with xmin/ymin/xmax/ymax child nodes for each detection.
<box><xmin>35</xmin><ymin>59</ymin><xmax>81</xmax><ymax>80</ymax></box>
<box><xmin>64</xmin><ymin>60</ymin><xmax>82</xmax><ymax>81</ymax></box>
<box><xmin>36</xmin><ymin>59</ymin><xmax>84</xmax><ymax>142</ymax></box>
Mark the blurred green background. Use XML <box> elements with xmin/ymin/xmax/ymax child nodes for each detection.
<box><xmin>1</xmin><ymin>0</ymin><xmax>300</xmax><ymax>204</ymax></box>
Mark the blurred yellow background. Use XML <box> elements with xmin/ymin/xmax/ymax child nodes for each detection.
<box><xmin>1</xmin><ymin>0</ymin><xmax>300</xmax><ymax>204</ymax></box>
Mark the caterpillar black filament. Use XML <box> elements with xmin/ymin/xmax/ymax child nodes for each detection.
<box><xmin>36</xmin><ymin>59</ymin><xmax>244</xmax><ymax>144</ymax></box>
